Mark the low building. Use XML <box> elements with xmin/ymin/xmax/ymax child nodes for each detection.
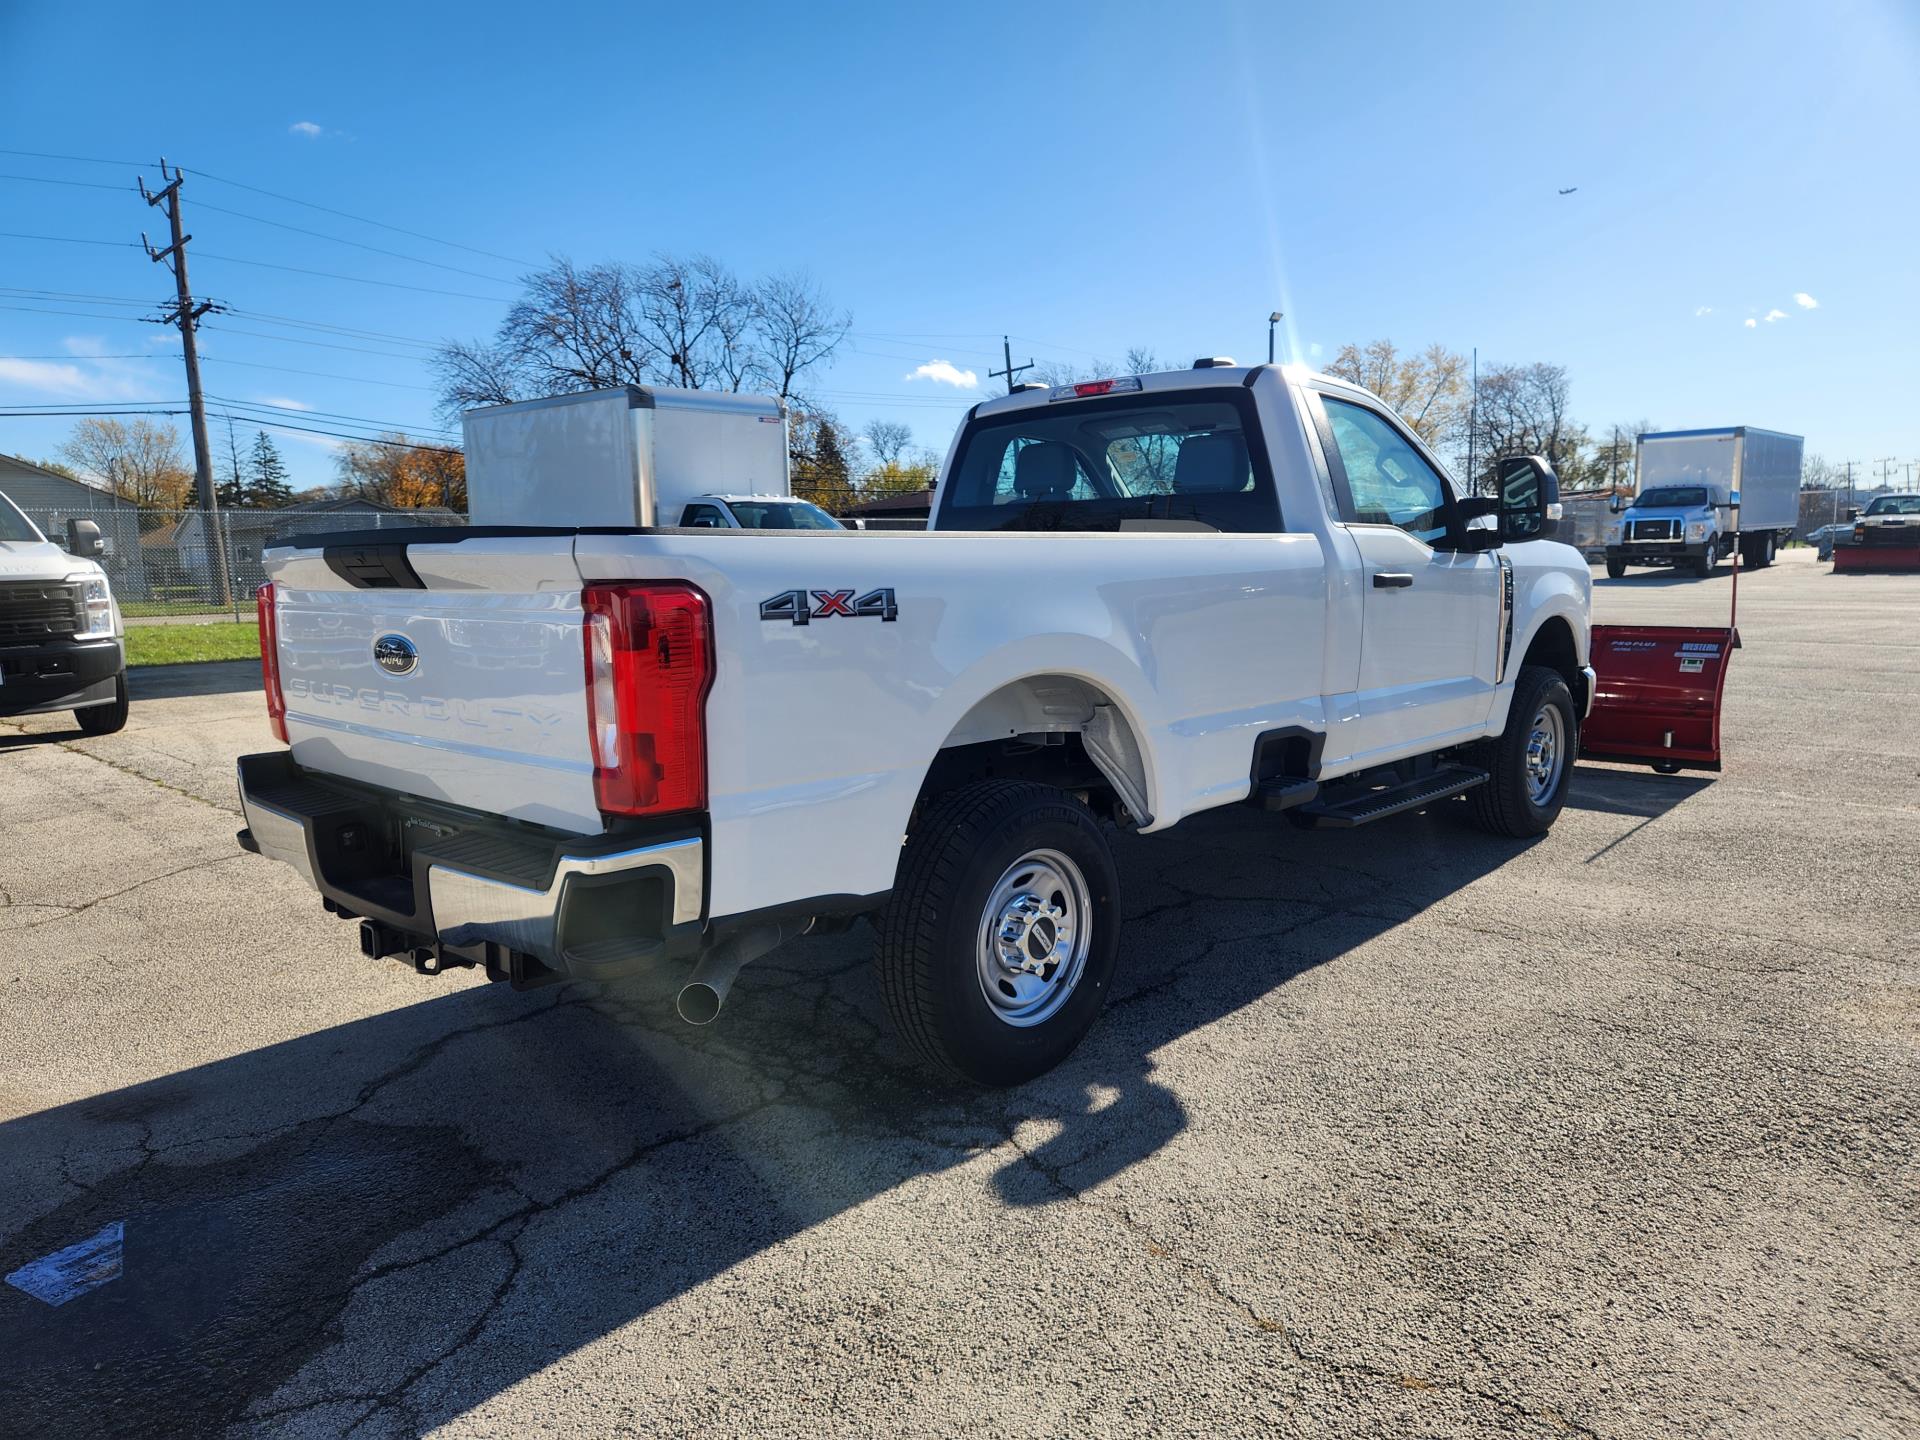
<box><xmin>844</xmin><ymin>488</ymin><xmax>935</xmax><ymax>530</ymax></box>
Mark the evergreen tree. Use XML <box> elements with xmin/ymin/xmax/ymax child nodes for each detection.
<box><xmin>248</xmin><ymin>431</ymin><xmax>294</xmax><ymax>507</ymax></box>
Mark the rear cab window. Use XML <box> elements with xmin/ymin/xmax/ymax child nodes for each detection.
<box><xmin>939</xmin><ymin>388</ymin><xmax>1282</xmax><ymax>532</ymax></box>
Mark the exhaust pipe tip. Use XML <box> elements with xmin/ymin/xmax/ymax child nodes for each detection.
<box><xmin>676</xmin><ymin>981</ymin><xmax>725</xmax><ymax>1026</ymax></box>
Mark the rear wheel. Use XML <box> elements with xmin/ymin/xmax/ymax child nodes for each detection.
<box><xmin>1460</xmin><ymin>665</ymin><xmax>1576</xmax><ymax>838</ymax></box>
<box><xmin>875</xmin><ymin>779</ymin><xmax>1120</xmax><ymax>1086</ymax></box>
<box><xmin>74</xmin><ymin>674</ymin><xmax>129</xmax><ymax>736</ymax></box>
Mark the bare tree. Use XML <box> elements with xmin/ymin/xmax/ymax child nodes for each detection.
<box><xmin>752</xmin><ymin>272</ymin><xmax>850</xmax><ymax>403</ymax></box>
<box><xmin>863</xmin><ymin>419</ymin><xmax>914</xmax><ymax>467</ymax></box>
<box><xmin>639</xmin><ymin>254</ymin><xmax>750</xmax><ymax>390</ymax></box>
<box><xmin>436</xmin><ymin>256</ymin><xmax>848</xmax><ymax>415</ymax></box>
<box><xmin>60</xmin><ymin>417</ymin><xmax>192</xmax><ymax>510</ymax></box>
<box><xmin>1324</xmin><ymin>339</ymin><xmax>1468</xmax><ymax>450</ymax></box>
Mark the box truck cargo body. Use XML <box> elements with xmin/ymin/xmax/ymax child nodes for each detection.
<box><xmin>1606</xmin><ymin>427</ymin><xmax>1802</xmax><ymax>577</ymax></box>
<box><xmin>462</xmin><ymin>386</ymin><xmax>790</xmax><ymax>529</ymax></box>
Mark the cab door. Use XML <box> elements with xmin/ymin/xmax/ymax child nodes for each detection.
<box><xmin>1311</xmin><ymin>391</ymin><xmax>1499</xmax><ymax>759</ymax></box>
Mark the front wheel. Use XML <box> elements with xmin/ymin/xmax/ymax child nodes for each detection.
<box><xmin>1693</xmin><ymin>543</ymin><xmax>1718</xmax><ymax>579</ymax></box>
<box><xmin>1460</xmin><ymin>666</ymin><xmax>1576</xmax><ymax>838</ymax></box>
<box><xmin>1605</xmin><ymin>558</ymin><xmax>1627</xmax><ymax>579</ymax></box>
<box><xmin>74</xmin><ymin>674</ymin><xmax>129</xmax><ymax>735</ymax></box>
<box><xmin>875</xmin><ymin>780</ymin><xmax>1120</xmax><ymax>1086</ymax></box>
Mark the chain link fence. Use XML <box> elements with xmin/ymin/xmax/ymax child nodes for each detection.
<box><xmin>18</xmin><ymin>505</ymin><xmax>467</xmax><ymax>620</ymax></box>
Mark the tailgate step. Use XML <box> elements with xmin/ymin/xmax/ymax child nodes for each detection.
<box><xmin>1293</xmin><ymin>765</ymin><xmax>1488</xmax><ymax>829</ymax></box>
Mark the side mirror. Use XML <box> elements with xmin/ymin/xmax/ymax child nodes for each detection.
<box><xmin>1496</xmin><ymin>455</ymin><xmax>1562</xmax><ymax>542</ymax></box>
<box><xmin>1450</xmin><ymin>495</ymin><xmax>1502</xmax><ymax>551</ymax></box>
<box><xmin>1847</xmin><ymin>507</ymin><xmax>1860</xmax><ymax>521</ymax></box>
<box><xmin>67</xmin><ymin>518</ymin><xmax>105</xmax><ymax>557</ymax></box>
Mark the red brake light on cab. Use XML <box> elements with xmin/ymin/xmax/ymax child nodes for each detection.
<box><xmin>256</xmin><ymin>581</ymin><xmax>287</xmax><ymax>743</ymax></box>
<box><xmin>582</xmin><ymin>582</ymin><xmax>715</xmax><ymax>818</ymax></box>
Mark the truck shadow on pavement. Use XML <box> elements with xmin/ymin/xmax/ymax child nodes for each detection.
<box><xmin>0</xmin><ymin>797</ymin><xmax>1639</xmax><ymax>1437</ymax></box>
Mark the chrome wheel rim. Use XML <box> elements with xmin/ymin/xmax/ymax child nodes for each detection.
<box><xmin>1524</xmin><ymin>703</ymin><xmax>1566</xmax><ymax>806</ymax></box>
<box><xmin>975</xmin><ymin>849</ymin><xmax>1091</xmax><ymax>1028</ymax></box>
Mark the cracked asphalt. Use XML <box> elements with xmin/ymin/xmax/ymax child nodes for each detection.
<box><xmin>1</xmin><ymin>549</ymin><xmax>1914</xmax><ymax>1438</ymax></box>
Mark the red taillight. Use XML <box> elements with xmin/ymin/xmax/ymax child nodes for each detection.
<box><xmin>1073</xmin><ymin>379</ymin><xmax>1116</xmax><ymax>397</ymax></box>
<box><xmin>257</xmin><ymin>581</ymin><xmax>287</xmax><ymax>743</ymax></box>
<box><xmin>582</xmin><ymin>582</ymin><xmax>714</xmax><ymax>817</ymax></box>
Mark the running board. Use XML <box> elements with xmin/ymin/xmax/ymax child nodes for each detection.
<box><xmin>1292</xmin><ymin>765</ymin><xmax>1488</xmax><ymax>829</ymax></box>
<box><xmin>1248</xmin><ymin>776</ymin><xmax>1320</xmax><ymax>812</ymax></box>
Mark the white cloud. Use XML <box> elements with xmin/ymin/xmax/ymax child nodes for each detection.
<box><xmin>257</xmin><ymin>395</ymin><xmax>312</xmax><ymax>411</ymax></box>
<box><xmin>904</xmin><ymin>360</ymin><xmax>979</xmax><ymax>389</ymax></box>
<box><xmin>1694</xmin><ymin>306</ymin><xmax>1713</xmax><ymax>317</ymax></box>
<box><xmin>1744</xmin><ymin>318</ymin><xmax>1757</xmax><ymax>329</ymax></box>
<box><xmin>0</xmin><ymin>355</ymin><xmax>150</xmax><ymax>400</ymax></box>
<box><xmin>289</xmin><ymin>120</ymin><xmax>326</xmax><ymax>138</ymax></box>
<box><xmin>1794</xmin><ymin>292</ymin><xmax>1818</xmax><ymax>309</ymax></box>
<box><xmin>1764</xmin><ymin>308</ymin><xmax>1788</xmax><ymax>323</ymax></box>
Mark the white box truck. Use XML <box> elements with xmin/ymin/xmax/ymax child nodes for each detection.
<box><xmin>462</xmin><ymin>386</ymin><xmax>792</xmax><ymax>529</ymax></box>
<box><xmin>1605</xmin><ymin>427</ymin><xmax>1803</xmax><ymax>578</ymax></box>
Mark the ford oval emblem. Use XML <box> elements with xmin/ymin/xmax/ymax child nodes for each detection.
<box><xmin>372</xmin><ymin>633</ymin><xmax>418</xmax><ymax>676</ymax></box>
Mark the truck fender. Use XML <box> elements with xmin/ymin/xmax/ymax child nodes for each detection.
<box><xmin>923</xmin><ymin>638</ymin><xmax>1165</xmax><ymax>828</ymax></box>
<box><xmin>1494</xmin><ymin>572</ymin><xmax>1590</xmax><ymax>730</ymax></box>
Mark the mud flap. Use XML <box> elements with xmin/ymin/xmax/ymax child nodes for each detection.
<box><xmin>1581</xmin><ymin>624</ymin><xmax>1736</xmax><ymax>772</ymax></box>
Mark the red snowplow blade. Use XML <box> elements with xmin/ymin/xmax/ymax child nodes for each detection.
<box><xmin>1581</xmin><ymin>624</ymin><xmax>1736</xmax><ymax>772</ymax></box>
<box><xmin>1834</xmin><ymin>543</ymin><xmax>1920</xmax><ymax>572</ymax></box>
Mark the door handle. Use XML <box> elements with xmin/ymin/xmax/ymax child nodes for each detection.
<box><xmin>1373</xmin><ymin>572</ymin><xmax>1414</xmax><ymax>589</ymax></box>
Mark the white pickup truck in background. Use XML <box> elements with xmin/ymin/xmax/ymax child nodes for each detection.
<box><xmin>237</xmin><ymin>363</ymin><xmax>1592</xmax><ymax>1084</ymax></box>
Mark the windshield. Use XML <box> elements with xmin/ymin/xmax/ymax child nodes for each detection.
<box><xmin>1865</xmin><ymin>495</ymin><xmax>1920</xmax><ymax>515</ymax></box>
<box><xmin>729</xmin><ymin>500</ymin><xmax>844</xmax><ymax>530</ymax></box>
<box><xmin>0</xmin><ymin>491</ymin><xmax>45</xmax><ymax>543</ymax></box>
<box><xmin>940</xmin><ymin>390</ymin><xmax>1280</xmax><ymax>532</ymax></box>
<box><xmin>1634</xmin><ymin>486</ymin><xmax>1710</xmax><ymax>509</ymax></box>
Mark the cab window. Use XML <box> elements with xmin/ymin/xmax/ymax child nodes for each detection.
<box><xmin>681</xmin><ymin>504</ymin><xmax>726</xmax><ymax>528</ymax></box>
<box><xmin>1320</xmin><ymin>396</ymin><xmax>1452</xmax><ymax>544</ymax></box>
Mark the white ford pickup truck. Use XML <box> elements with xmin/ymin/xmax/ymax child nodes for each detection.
<box><xmin>238</xmin><ymin>363</ymin><xmax>1592</xmax><ymax>1084</ymax></box>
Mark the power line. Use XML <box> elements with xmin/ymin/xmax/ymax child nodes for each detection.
<box><xmin>0</xmin><ymin>173</ymin><xmax>135</xmax><ymax>192</ymax></box>
<box><xmin>204</xmin><ymin>392</ymin><xmax>457</xmax><ymax>438</ymax></box>
<box><xmin>0</xmin><ymin>148</ymin><xmax>145</xmax><ymax>168</ymax></box>
<box><xmin>200</xmin><ymin>322</ymin><xmax>436</xmax><ymax>361</ymax></box>
<box><xmin>0</xmin><ymin>403</ymin><xmax>462</xmax><ymax>455</ymax></box>
<box><xmin>189</xmin><ymin>199</ymin><xmax>523</xmax><ymax>285</ymax></box>
<box><xmin>189</xmin><ymin>166</ymin><xmax>536</xmax><ymax>268</ymax></box>
<box><xmin>0</xmin><ymin>231</ymin><xmax>140</xmax><ymax>248</ymax></box>
<box><xmin>191</xmin><ymin>249</ymin><xmax>513</xmax><ymax>301</ymax></box>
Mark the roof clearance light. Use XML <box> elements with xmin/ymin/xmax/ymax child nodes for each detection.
<box><xmin>1049</xmin><ymin>376</ymin><xmax>1143</xmax><ymax>402</ymax></box>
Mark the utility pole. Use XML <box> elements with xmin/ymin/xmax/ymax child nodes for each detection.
<box><xmin>989</xmin><ymin>335</ymin><xmax>1033</xmax><ymax>394</ymax></box>
<box><xmin>140</xmin><ymin>158</ymin><xmax>232</xmax><ymax>610</ymax></box>
<box><xmin>1467</xmin><ymin>347</ymin><xmax>1478</xmax><ymax>495</ymax></box>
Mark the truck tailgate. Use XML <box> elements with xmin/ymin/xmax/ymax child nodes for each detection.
<box><xmin>268</xmin><ymin>535</ymin><xmax>600</xmax><ymax>833</ymax></box>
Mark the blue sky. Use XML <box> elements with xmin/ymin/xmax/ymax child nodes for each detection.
<box><xmin>3</xmin><ymin>0</ymin><xmax>1916</xmax><ymax>493</ymax></box>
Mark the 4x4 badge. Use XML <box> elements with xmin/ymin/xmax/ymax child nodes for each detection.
<box><xmin>759</xmin><ymin>588</ymin><xmax>898</xmax><ymax>626</ymax></box>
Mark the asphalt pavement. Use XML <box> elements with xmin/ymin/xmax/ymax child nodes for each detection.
<box><xmin>1</xmin><ymin>548</ymin><xmax>1914</xmax><ymax>1438</ymax></box>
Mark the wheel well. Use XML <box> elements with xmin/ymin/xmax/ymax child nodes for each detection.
<box><xmin>1520</xmin><ymin>616</ymin><xmax>1585</xmax><ymax>712</ymax></box>
<box><xmin>918</xmin><ymin>675</ymin><xmax>1152</xmax><ymax>827</ymax></box>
